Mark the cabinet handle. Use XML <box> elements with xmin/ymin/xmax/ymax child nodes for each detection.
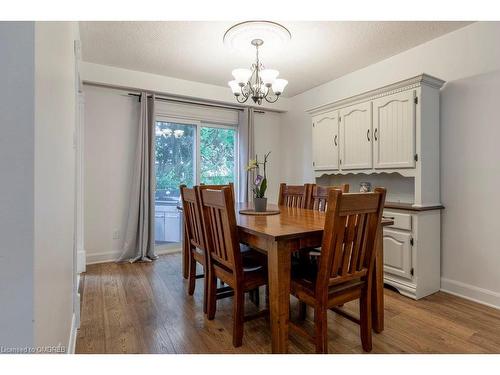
<box><xmin>374</xmin><ymin>128</ymin><xmax>378</xmax><ymax>141</ymax></box>
<box><xmin>367</xmin><ymin>129</ymin><xmax>370</xmax><ymax>142</ymax></box>
<box><xmin>382</xmin><ymin>215</ymin><xmax>395</xmax><ymax>220</ymax></box>
<box><xmin>334</xmin><ymin>135</ymin><xmax>337</xmax><ymax>146</ymax></box>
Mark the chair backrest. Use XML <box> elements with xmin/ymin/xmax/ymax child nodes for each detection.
<box><xmin>278</xmin><ymin>183</ymin><xmax>312</xmax><ymax>208</ymax></box>
<box><xmin>199</xmin><ymin>186</ymin><xmax>242</xmax><ymax>279</ymax></box>
<box><xmin>180</xmin><ymin>185</ymin><xmax>206</xmax><ymax>252</ymax></box>
<box><xmin>316</xmin><ymin>188</ymin><xmax>386</xmax><ymax>297</ymax></box>
<box><xmin>200</xmin><ymin>182</ymin><xmax>235</xmax><ymax>202</ymax></box>
<box><xmin>309</xmin><ymin>184</ymin><xmax>350</xmax><ymax>212</ymax></box>
<box><xmin>180</xmin><ymin>182</ymin><xmax>235</xmax><ymax>254</ymax></box>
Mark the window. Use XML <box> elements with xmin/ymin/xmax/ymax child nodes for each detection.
<box><xmin>154</xmin><ymin>119</ymin><xmax>238</xmax><ymax>248</ymax></box>
<box><xmin>200</xmin><ymin>125</ymin><xmax>237</xmax><ymax>185</ymax></box>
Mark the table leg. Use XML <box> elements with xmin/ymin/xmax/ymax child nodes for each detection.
<box><xmin>267</xmin><ymin>240</ymin><xmax>291</xmax><ymax>353</ymax></box>
<box><xmin>372</xmin><ymin>223</ymin><xmax>384</xmax><ymax>333</ymax></box>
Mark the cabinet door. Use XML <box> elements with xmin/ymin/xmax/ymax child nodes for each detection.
<box><xmin>312</xmin><ymin>111</ymin><xmax>339</xmax><ymax>171</ymax></box>
<box><xmin>339</xmin><ymin>102</ymin><xmax>372</xmax><ymax>170</ymax></box>
<box><xmin>383</xmin><ymin>229</ymin><xmax>413</xmax><ymax>280</ymax></box>
<box><xmin>373</xmin><ymin>90</ymin><xmax>416</xmax><ymax>169</ymax></box>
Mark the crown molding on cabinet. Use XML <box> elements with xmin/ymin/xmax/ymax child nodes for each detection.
<box><xmin>307</xmin><ymin>73</ymin><xmax>445</xmax><ymax>116</ymax></box>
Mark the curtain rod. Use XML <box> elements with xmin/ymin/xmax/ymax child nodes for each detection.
<box><xmin>127</xmin><ymin>92</ymin><xmax>246</xmax><ymax>112</ymax></box>
<box><xmin>83</xmin><ymin>81</ymin><xmax>245</xmax><ymax>112</ymax></box>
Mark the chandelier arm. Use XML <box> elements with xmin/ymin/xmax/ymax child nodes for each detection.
<box><xmin>264</xmin><ymin>94</ymin><xmax>280</xmax><ymax>103</ymax></box>
<box><xmin>263</xmin><ymin>87</ymin><xmax>280</xmax><ymax>103</ymax></box>
<box><xmin>235</xmin><ymin>94</ymin><xmax>249</xmax><ymax>104</ymax></box>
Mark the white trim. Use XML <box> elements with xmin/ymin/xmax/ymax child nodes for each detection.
<box><xmin>441</xmin><ymin>277</ymin><xmax>500</xmax><ymax>310</ymax></box>
<box><xmin>75</xmin><ymin>92</ymin><xmax>85</xmax><ymax>274</ymax></box>
<box><xmin>86</xmin><ymin>247</ymin><xmax>180</xmax><ymax>265</ymax></box>
<box><xmin>76</xmin><ymin>250</ymin><xmax>86</xmax><ymax>274</ymax></box>
<box><xmin>67</xmin><ymin>313</ymin><xmax>78</xmax><ymax>354</ymax></box>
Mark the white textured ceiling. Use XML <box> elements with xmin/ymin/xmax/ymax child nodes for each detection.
<box><xmin>80</xmin><ymin>21</ymin><xmax>472</xmax><ymax>97</ymax></box>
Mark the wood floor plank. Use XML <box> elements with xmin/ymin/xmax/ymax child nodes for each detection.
<box><xmin>75</xmin><ymin>253</ymin><xmax>500</xmax><ymax>354</ymax></box>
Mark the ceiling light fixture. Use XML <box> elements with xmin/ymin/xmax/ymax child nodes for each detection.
<box><xmin>224</xmin><ymin>21</ymin><xmax>290</xmax><ymax>105</ymax></box>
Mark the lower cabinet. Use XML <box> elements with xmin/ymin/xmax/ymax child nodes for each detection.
<box><xmin>383</xmin><ymin>229</ymin><xmax>413</xmax><ymax>280</ymax></box>
<box><xmin>382</xmin><ymin>209</ymin><xmax>441</xmax><ymax>300</ymax></box>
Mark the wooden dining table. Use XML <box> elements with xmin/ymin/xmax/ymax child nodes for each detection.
<box><xmin>235</xmin><ymin>202</ymin><xmax>393</xmax><ymax>354</ymax></box>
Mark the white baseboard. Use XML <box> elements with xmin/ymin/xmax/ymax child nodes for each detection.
<box><xmin>77</xmin><ymin>249</ymin><xmax>86</xmax><ymax>273</ymax></box>
<box><xmin>86</xmin><ymin>247</ymin><xmax>181</xmax><ymax>265</ymax></box>
<box><xmin>67</xmin><ymin>312</ymin><xmax>77</xmax><ymax>354</ymax></box>
<box><xmin>441</xmin><ymin>277</ymin><xmax>500</xmax><ymax>310</ymax></box>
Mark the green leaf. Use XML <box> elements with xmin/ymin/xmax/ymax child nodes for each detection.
<box><xmin>259</xmin><ymin>178</ymin><xmax>267</xmax><ymax>198</ymax></box>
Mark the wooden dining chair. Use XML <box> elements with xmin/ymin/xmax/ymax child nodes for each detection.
<box><xmin>308</xmin><ymin>183</ymin><xmax>350</xmax><ymax>211</ymax></box>
<box><xmin>197</xmin><ymin>182</ymin><xmax>261</xmax><ymax>305</ymax></box>
<box><xmin>289</xmin><ymin>188</ymin><xmax>386</xmax><ymax>353</ymax></box>
<box><xmin>305</xmin><ymin>183</ymin><xmax>351</xmax><ymax>261</ymax></box>
<box><xmin>200</xmin><ymin>186</ymin><xmax>269</xmax><ymax>347</ymax></box>
<box><xmin>180</xmin><ymin>183</ymin><xmax>237</xmax><ymax>313</ymax></box>
<box><xmin>278</xmin><ymin>183</ymin><xmax>313</xmax><ymax>208</ymax></box>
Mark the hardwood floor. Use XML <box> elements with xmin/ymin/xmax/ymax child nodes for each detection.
<box><xmin>76</xmin><ymin>253</ymin><xmax>500</xmax><ymax>354</ymax></box>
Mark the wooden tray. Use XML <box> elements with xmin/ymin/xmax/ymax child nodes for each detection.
<box><xmin>239</xmin><ymin>209</ymin><xmax>280</xmax><ymax>216</ymax></box>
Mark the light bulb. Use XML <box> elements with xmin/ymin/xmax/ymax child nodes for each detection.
<box><xmin>228</xmin><ymin>80</ymin><xmax>241</xmax><ymax>96</ymax></box>
<box><xmin>272</xmin><ymin>79</ymin><xmax>288</xmax><ymax>95</ymax></box>
<box><xmin>260</xmin><ymin>69</ymin><xmax>279</xmax><ymax>87</ymax></box>
<box><xmin>231</xmin><ymin>68</ymin><xmax>252</xmax><ymax>85</ymax></box>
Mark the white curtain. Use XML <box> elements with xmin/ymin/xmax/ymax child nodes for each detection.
<box><xmin>118</xmin><ymin>93</ymin><xmax>157</xmax><ymax>262</ymax></box>
<box><xmin>238</xmin><ymin>107</ymin><xmax>254</xmax><ymax>203</ymax></box>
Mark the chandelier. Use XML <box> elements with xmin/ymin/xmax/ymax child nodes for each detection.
<box><xmin>224</xmin><ymin>21</ymin><xmax>290</xmax><ymax>105</ymax></box>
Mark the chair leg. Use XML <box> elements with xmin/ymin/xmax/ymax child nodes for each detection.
<box><xmin>188</xmin><ymin>254</ymin><xmax>196</xmax><ymax>296</ymax></box>
<box><xmin>251</xmin><ymin>287</ymin><xmax>260</xmax><ymax>307</ymax></box>
<box><xmin>232</xmin><ymin>289</ymin><xmax>245</xmax><ymax>347</ymax></box>
<box><xmin>298</xmin><ymin>301</ymin><xmax>307</xmax><ymax>321</ymax></box>
<box><xmin>202</xmin><ymin>265</ymin><xmax>208</xmax><ymax>314</ymax></box>
<box><xmin>265</xmin><ymin>285</ymin><xmax>269</xmax><ymax>308</ymax></box>
<box><xmin>207</xmin><ymin>272</ymin><xmax>217</xmax><ymax>320</ymax></box>
<box><xmin>360</xmin><ymin>286</ymin><xmax>373</xmax><ymax>352</ymax></box>
<box><xmin>249</xmin><ymin>289</ymin><xmax>254</xmax><ymax>304</ymax></box>
<box><xmin>314</xmin><ymin>308</ymin><xmax>328</xmax><ymax>354</ymax></box>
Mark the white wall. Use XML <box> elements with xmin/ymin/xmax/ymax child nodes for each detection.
<box><xmin>440</xmin><ymin>71</ymin><xmax>500</xmax><ymax>307</ymax></box>
<box><xmin>84</xmin><ymin>85</ymin><xmax>140</xmax><ymax>264</ymax></box>
<box><xmin>0</xmin><ymin>21</ymin><xmax>35</xmax><ymax>348</ymax></box>
<box><xmin>0</xmin><ymin>21</ymin><xmax>78</xmax><ymax>350</ymax></box>
<box><xmin>33</xmin><ymin>21</ymin><xmax>79</xmax><ymax>349</ymax></box>
<box><xmin>280</xmin><ymin>21</ymin><xmax>500</xmax><ymax>307</ymax></box>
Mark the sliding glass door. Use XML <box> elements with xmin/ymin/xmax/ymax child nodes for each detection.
<box><xmin>154</xmin><ymin>121</ymin><xmax>196</xmax><ymax>248</ymax></box>
<box><xmin>154</xmin><ymin>119</ymin><xmax>238</xmax><ymax>250</ymax></box>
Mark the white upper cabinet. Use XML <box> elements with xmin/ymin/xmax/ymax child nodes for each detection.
<box><xmin>373</xmin><ymin>90</ymin><xmax>416</xmax><ymax>169</ymax></box>
<box><xmin>339</xmin><ymin>102</ymin><xmax>372</xmax><ymax>170</ymax></box>
<box><xmin>308</xmin><ymin>74</ymin><xmax>446</xmax><ymax>208</ymax></box>
<box><xmin>312</xmin><ymin>111</ymin><xmax>339</xmax><ymax>171</ymax></box>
